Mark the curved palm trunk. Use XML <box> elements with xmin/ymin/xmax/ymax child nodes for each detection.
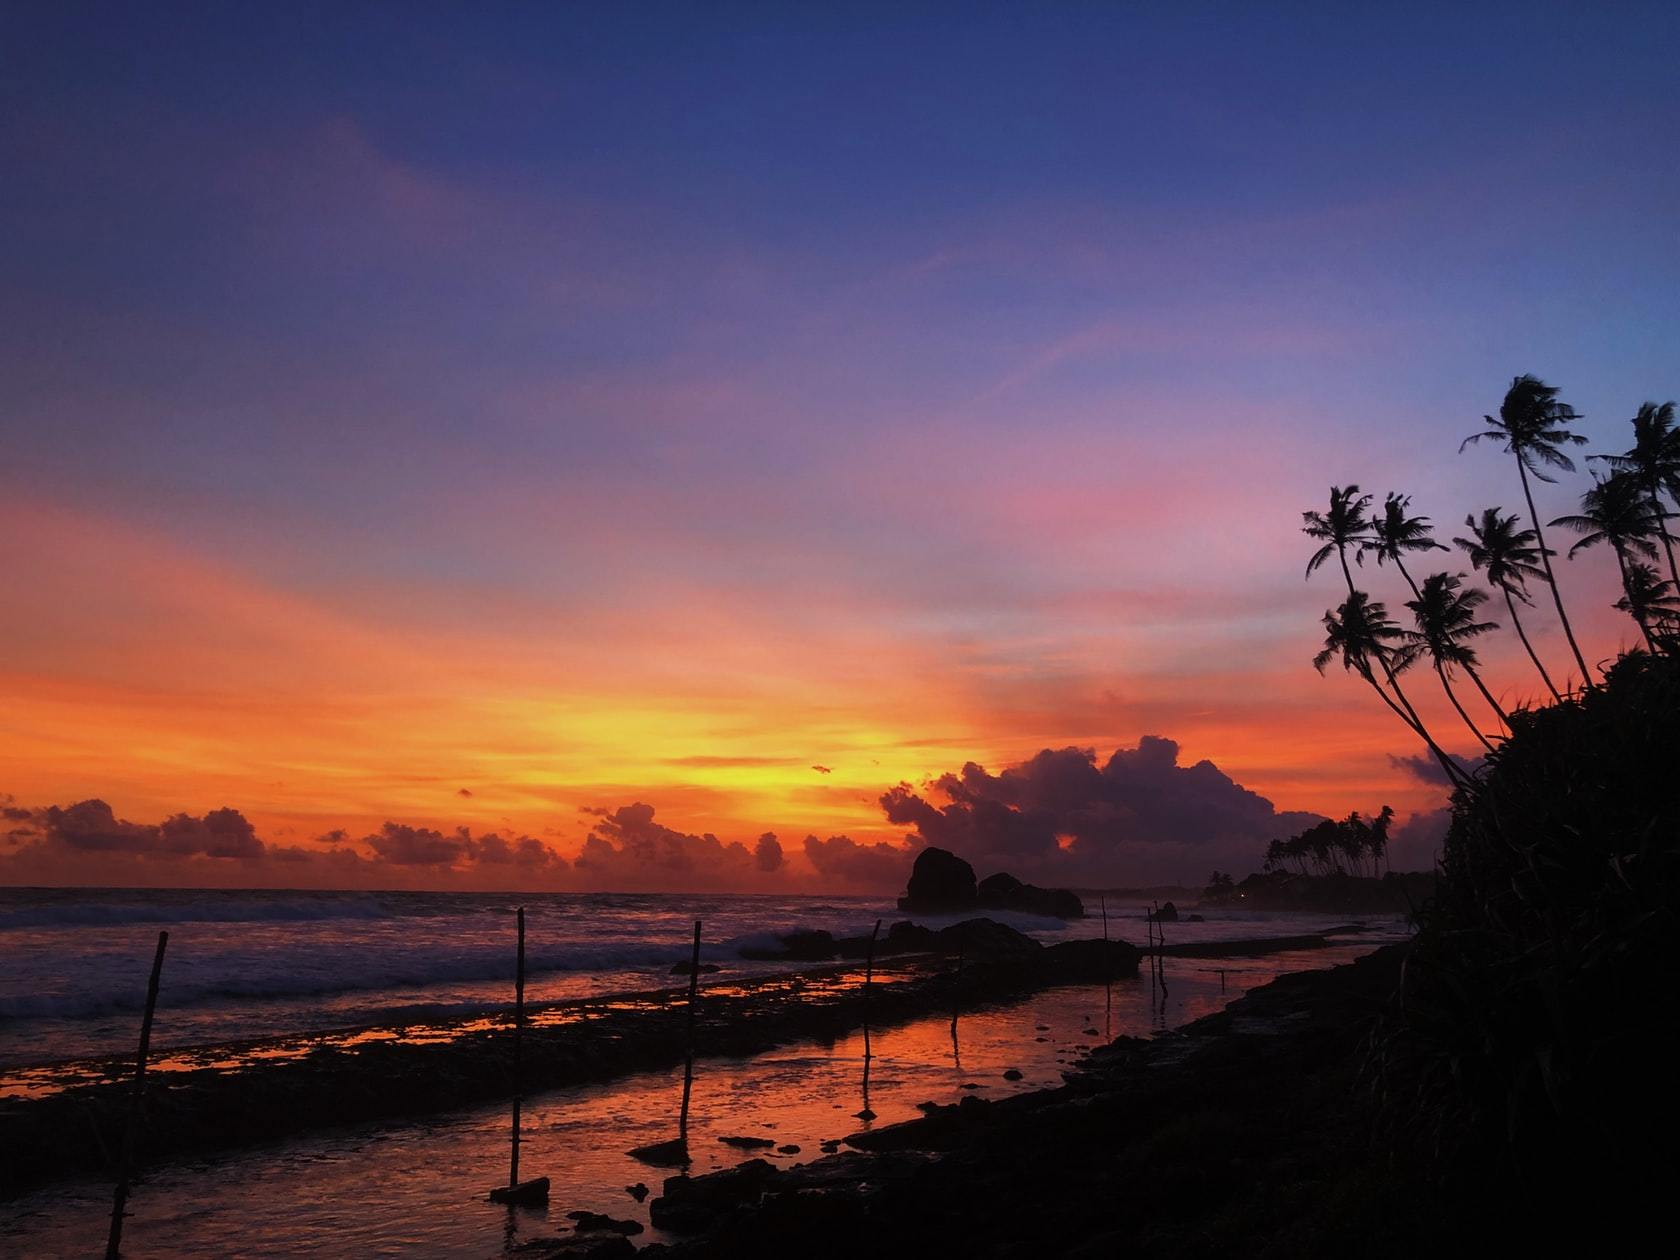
<box><xmin>1647</xmin><ymin>473</ymin><xmax>1680</xmax><ymax>589</ymax></box>
<box><xmin>1394</xmin><ymin>553</ymin><xmax>1503</xmax><ymax>739</ymax></box>
<box><xmin>1332</xmin><ymin>548</ymin><xmax>1467</xmax><ymax>784</ymax></box>
<box><xmin>1433</xmin><ymin>659</ymin><xmax>1495</xmax><ymax>752</ymax></box>
<box><xmin>1338</xmin><ymin>551</ymin><xmax>1427</xmax><ymax>728</ymax></box>
<box><xmin>1462</xmin><ymin>661</ymin><xmax>1510</xmax><ymax>726</ymax></box>
<box><xmin>1516</xmin><ymin>457</ymin><xmax>1593</xmax><ymax>687</ymax></box>
<box><xmin>1355</xmin><ymin>663</ymin><xmax>1470</xmax><ymax>789</ymax></box>
<box><xmin>1503</xmin><ymin>585</ymin><xmax>1563</xmax><ymax>702</ymax></box>
<box><xmin>1611</xmin><ymin>544</ymin><xmax>1658</xmax><ymax>652</ymax></box>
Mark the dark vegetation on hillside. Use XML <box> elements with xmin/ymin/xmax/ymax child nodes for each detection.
<box><xmin>1375</xmin><ymin>650</ymin><xmax>1679</xmax><ymax>1214</ymax></box>
<box><xmin>1303</xmin><ymin>376</ymin><xmax>1680</xmax><ymax>1231</ymax></box>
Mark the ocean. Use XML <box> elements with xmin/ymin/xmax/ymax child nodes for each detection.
<box><xmin>0</xmin><ymin>885</ymin><xmax>1406</xmax><ymax>1073</ymax></box>
<box><xmin>0</xmin><ymin>885</ymin><xmax>1413</xmax><ymax>1256</ymax></box>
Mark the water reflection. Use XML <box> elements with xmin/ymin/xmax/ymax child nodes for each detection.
<box><xmin>1</xmin><ymin>946</ymin><xmax>1378</xmax><ymax>1258</ymax></box>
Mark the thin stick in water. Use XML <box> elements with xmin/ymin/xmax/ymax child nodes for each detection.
<box><xmin>510</xmin><ymin>906</ymin><xmax>525</xmax><ymax>1188</ymax></box>
<box><xmin>860</xmin><ymin>918</ymin><xmax>882</xmax><ymax>1117</ymax></box>
<box><xmin>678</xmin><ymin>919</ymin><xmax>701</xmax><ymax>1142</ymax></box>
<box><xmin>106</xmin><ymin>929</ymin><xmax>167</xmax><ymax>1260</ymax></box>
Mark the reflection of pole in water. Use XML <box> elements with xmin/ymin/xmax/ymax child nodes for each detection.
<box><xmin>858</xmin><ymin>918</ymin><xmax>882</xmax><ymax>1120</ymax></box>
<box><xmin>1100</xmin><ymin>894</ymin><xmax>1111</xmax><ymax>1040</ymax></box>
<box><xmin>949</xmin><ymin>925</ymin><xmax>964</xmax><ymax>1068</ymax></box>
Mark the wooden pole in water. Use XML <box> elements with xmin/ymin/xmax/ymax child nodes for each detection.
<box><xmin>678</xmin><ymin>919</ymin><xmax>701</xmax><ymax>1143</ymax></box>
<box><xmin>106</xmin><ymin>929</ymin><xmax>167</xmax><ymax>1260</ymax></box>
<box><xmin>490</xmin><ymin>908</ymin><xmax>548</xmax><ymax>1204</ymax></box>
<box><xmin>509</xmin><ymin>906</ymin><xmax>525</xmax><ymax>1189</ymax></box>
<box><xmin>861</xmin><ymin>919</ymin><xmax>882</xmax><ymax>1112</ymax></box>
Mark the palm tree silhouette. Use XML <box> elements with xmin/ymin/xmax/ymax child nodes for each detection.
<box><xmin>1303</xmin><ymin>485</ymin><xmax>1374</xmax><ymax>588</ymax></box>
<box><xmin>1461</xmin><ymin>375</ymin><xmax>1593</xmax><ymax>686</ymax></box>
<box><xmin>1305</xmin><ymin>485</ymin><xmax>1449</xmax><ymax>742</ymax></box>
<box><xmin>1367</xmin><ymin>493</ymin><xmax>1447</xmax><ymax>596</ymax></box>
<box><xmin>1405</xmin><ymin>572</ymin><xmax>1507</xmax><ymax>749</ymax></box>
<box><xmin>1314</xmin><ymin>592</ymin><xmax>1467</xmax><ymax>787</ymax></box>
<box><xmin>1454</xmin><ymin>508</ymin><xmax>1563</xmax><ymax>703</ymax></box>
<box><xmin>1552</xmin><ymin>472</ymin><xmax>1663</xmax><ymax>650</ymax></box>
<box><xmin>1614</xmin><ymin>560</ymin><xmax>1680</xmax><ymax>647</ymax></box>
<box><xmin>1367</xmin><ymin>493</ymin><xmax>1504</xmax><ymax>735</ymax></box>
<box><xmin>1592</xmin><ymin>401</ymin><xmax>1680</xmax><ymax>589</ymax></box>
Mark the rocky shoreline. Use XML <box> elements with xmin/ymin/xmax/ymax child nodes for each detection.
<box><xmin>513</xmin><ymin>944</ymin><xmax>1414</xmax><ymax>1259</ymax></box>
<box><xmin>0</xmin><ymin>918</ymin><xmax>1139</xmax><ymax>1192</ymax></box>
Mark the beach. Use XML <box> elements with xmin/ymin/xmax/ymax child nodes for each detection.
<box><xmin>0</xmin><ymin>888</ymin><xmax>1405</xmax><ymax>1256</ymax></box>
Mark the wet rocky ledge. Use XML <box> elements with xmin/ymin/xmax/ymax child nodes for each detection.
<box><xmin>511</xmin><ymin>944</ymin><xmax>1411</xmax><ymax>1260</ymax></box>
<box><xmin>0</xmin><ymin>918</ymin><xmax>1139</xmax><ymax>1192</ymax></box>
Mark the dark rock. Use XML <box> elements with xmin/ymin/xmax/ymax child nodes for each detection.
<box><xmin>510</xmin><ymin>1235</ymin><xmax>635</xmax><ymax>1259</ymax></box>
<box><xmin>776</xmin><ymin>1144</ymin><xmax>801</xmax><ymax>1154</ymax></box>
<box><xmin>566</xmin><ymin>1211</ymin><xmax>644</xmax><ymax>1236</ymax></box>
<box><xmin>628</xmin><ymin>1137</ymin><xmax>690</xmax><ymax>1166</ymax></box>
<box><xmin>650</xmin><ymin>1159</ymin><xmax>779</xmax><ymax>1233</ymax></box>
<box><xmin>976</xmin><ymin>872</ymin><xmax>1085</xmax><ymax>919</ymax></box>
<box><xmin>934</xmin><ymin>918</ymin><xmax>1043</xmax><ymax>962</ymax></box>
<box><xmin>718</xmin><ymin>1134</ymin><xmax>776</xmax><ymax>1149</ymax></box>
<box><xmin>886</xmin><ymin>920</ymin><xmax>937</xmax><ymax>949</ymax></box>
<box><xmin>897</xmin><ymin>847</ymin><xmax>977</xmax><ymax>913</ymax></box>
<box><xmin>819</xmin><ymin>1139</ymin><xmax>841</xmax><ymax>1153</ymax></box>
<box><xmin>1186</xmin><ymin>913</ymin><xmax>1205</xmax><ymax>922</ymax></box>
<box><xmin>1003</xmin><ymin>1068</ymin><xmax>1023</xmax><ymax>1081</ymax></box>
<box><xmin>1151</xmin><ymin>901</ymin><xmax>1180</xmax><ymax>923</ymax></box>
<box><xmin>669</xmin><ymin>961</ymin><xmax>721</xmax><ymax>975</ymax></box>
<box><xmin>854</xmin><ymin>1107</ymin><xmax>877</xmax><ymax>1120</ymax></box>
<box><xmin>1043</xmin><ymin>938</ymin><xmax>1142</xmax><ymax>981</ymax></box>
<box><xmin>625</xmin><ymin>1183</ymin><xmax>648</xmax><ymax>1202</ymax></box>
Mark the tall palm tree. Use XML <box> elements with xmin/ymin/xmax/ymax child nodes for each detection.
<box><xmin>1454</xmin><ymin>508</ymin><xmax>1564</xmax><ymax>703</ymax></box>
<box><xmin>1303</xmin><ymin>485</ymin><xmax>1374</xmax><ymax>588</ymax></box>
<box><xmin>1367</xmin><ymin>492</ymin><xmax>1506</xmax><ymax>734</ymax></box>
<box><xmin>1405</xmin><ymin>572</ymin><xmax>1508</xmax><ymax>749</ymax></box>
<box><xmin>1366</xmin><ymin>492</ymin><xmax>1447</xmax><ymax>598</ymax></box>
<box><xmin>1553</xmin><ymin>472</ymin><xmax>1664</xmax><ymax>650</ymax></box>
<box><xmin>1461</xmin><ymin>375</ymin><xmax>1593</xmax><ymax>686</ymax></box>
<box><xmin>1303</xmin><ymin>485</ymin><xmax>1444</xmax><ymax>737</ymax></box>
<box><xmin>1592</xmin><ymin>401</ymin><xmax>1680</xmax><ymax>589</ymax></box>
<box><xmin>1614</xmin><ymin>561</ymin><xmax>1680</xmax><ymax>648</ymax></box>
<box><xmin>1314</xmin><ymin>592</ymin><xmax>1468</xmax><ymax>787</ymax></box>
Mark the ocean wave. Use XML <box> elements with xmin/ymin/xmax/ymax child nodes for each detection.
<box><xmin>0</xmin><ymin>934</ymin><xmax>779</xmax><ymax>1022</ymax></box>
<box><xmin>0</xmin><ymin>897</ymin><xmax>394</xmax><ymax>930</ymax></box>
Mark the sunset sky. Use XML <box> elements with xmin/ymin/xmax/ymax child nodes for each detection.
<box><xmin>3</xmin><ymin>4</ymin><xmax>1677</xmax><ymax>889</ymax></box>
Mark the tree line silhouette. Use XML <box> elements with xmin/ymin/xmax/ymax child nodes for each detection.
<box><xmin>1305</xmin><ymin>375</ymin><xmax>1680</xmax><ymax>788</ymax></box>
<box><xmin>1262</xmin><ymin>806</ymin><xmax>1393</xmax><ymax>879</ymax></box>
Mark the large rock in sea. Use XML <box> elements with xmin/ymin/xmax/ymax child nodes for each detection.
<box><xmin>897</xmin><ymin>847</ymin><xmax>977</xmax><ymax>913</ymax></box>
<box><xmin>976</xmin><ymin>871</ymin><xmax>1084</xmax><ymax>920</ymax></box>
<box><xmin>932</xmin><ymin>917</ymin><xmax>1043</xmax><ymax>963</ymax></box>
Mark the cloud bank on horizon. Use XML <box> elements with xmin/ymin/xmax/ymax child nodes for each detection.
<box><xmin>0</xmin><ymin>739</ymin><xmax>1454</xmax><ymax>890</ymax></box>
